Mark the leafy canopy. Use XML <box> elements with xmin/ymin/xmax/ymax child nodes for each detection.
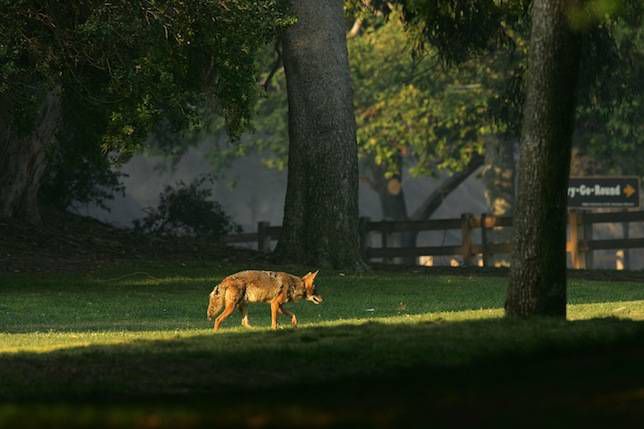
<box><xmin>204</xmin><ymin>7</ymin><xmax>506</xmax><ymax>178</ymax></box>
<box><xmin>0</xmin><ymin>0</ymin><xmax>294</xmax><ymax>151</ymax></box>
<box><xmin>0</xmin><ymin>0</ymin><xmax>294</xmax><ymax>210</ymax></box>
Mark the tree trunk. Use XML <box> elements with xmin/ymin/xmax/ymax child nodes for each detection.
<box><xmin>482</xmin><ymin>136</ymin><xmax>516</xmax><ymax>217</ymax></box>
<box><xmin>506</xmin><ymin>0</ymin><xmax>581</xmax><ymax>318</ymax></box>
<box><xmin>482</xmin><ymin>137</ymin><xmax>516</xmax><ymax>266</ymax></box>
<box><xmin>0</xmin><ymin>90</ymin><xmax>62</xmax><ymax>225</ymax></box>
<box><xmin>275</xmin><ymin>0</ymin><xmax>365</xmax><ymax>269</ymax></box>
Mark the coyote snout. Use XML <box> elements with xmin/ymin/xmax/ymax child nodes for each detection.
<box><xmin>307</xmin><ymin>294</ymin><xmax>323</xmax><ymax>304</ymax></box>
<box><xmin>207</xmin><ymin>270</ymin><xmax>322</xmax><ymax>331</ymax></box>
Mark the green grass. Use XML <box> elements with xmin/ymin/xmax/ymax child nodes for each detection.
<box><xmin>1</xmin><ymin>264</ymin><xmax>644</xmax><ymax>427</ymax></box>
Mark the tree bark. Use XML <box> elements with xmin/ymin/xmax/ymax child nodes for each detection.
<box><xmin>0</xmin><ymin>90</ymin><xmax>62</xmax><ymax>225</ymax></box>
<box><xmin>275</xmin><ymin>0</ymin><xmax>365</xmax><ymax>269</ymax></box>
<box><xmin>506</xmin><ymin>0</ymin><xmax>581</xmax><ymax>318</ymax></box>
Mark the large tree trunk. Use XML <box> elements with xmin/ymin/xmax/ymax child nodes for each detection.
<box><xmin>0</xmin><ymin>90</ymin><xmax>62</xmax><ymax>225</ymax></box>
<box><xmin>275</xmin><ymin>0</ymin><xmax>365</xmax><ymax>269</ymax></box>
<box><xmin>506</xmin><ymin>0</ymin><xmax>581</xmax><ymax>318</ymax></box>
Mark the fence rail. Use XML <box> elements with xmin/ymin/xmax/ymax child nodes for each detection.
<box><xmin>224</xmin><ymin>210</ymin><xmax>644</xmax><ymax>269</ymax></box>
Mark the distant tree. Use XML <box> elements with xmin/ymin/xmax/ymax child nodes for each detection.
<box><xmin>272</xmin><ymin>0</ymin><xmax>365</xmax><ymax>269</ymax></box>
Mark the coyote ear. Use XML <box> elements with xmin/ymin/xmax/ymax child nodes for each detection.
<box><xmin>303</xmin><ymin>271</ymin><xmax>318</xmax><ymax>283</ymax></box>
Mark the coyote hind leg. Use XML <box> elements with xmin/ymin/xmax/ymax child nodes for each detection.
<box><xmin>213</xmin><ymin>288</ymin><xmax>241</xmax><ymax>332</ymax></box>
<box><xmin>214</xmin><ymin>302</ymin><xmax>237</xmax><ymax>331</ymax></box>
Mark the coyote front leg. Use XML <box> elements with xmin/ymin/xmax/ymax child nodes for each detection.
<box><xmin>239</xmin><ymin>302</ymin><xmax>251</xmax><ymax>328</ymax></box>
<box><xmin>279</xmin><ymin>305</ymin><xmax>297</xmax><ymax>327</ymax></box>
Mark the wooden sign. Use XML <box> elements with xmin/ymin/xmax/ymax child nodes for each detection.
<box><xmin>568</xmin><ymin>177</ymin><xmax>639</xmax><ymax>208</ymax></box>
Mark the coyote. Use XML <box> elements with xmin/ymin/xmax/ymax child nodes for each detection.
<box><xmin>207</xmin><ymin>270</ymin><xmax>322</xmax><ymax>331</ymax></box>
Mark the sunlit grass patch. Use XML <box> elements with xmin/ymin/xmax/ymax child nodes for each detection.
<box><xmin>2</xmin><ymin>299</ymin><xmax>644</xmax><ymax>355</ymax></box>
<box><xmin>2</xmin><ymin>266</ymin><xmax>644</xmax><ymax>352</ymax></box>
<box><xmin>569</xmin><ymin>299</ymin><xmax>644</xmax><ymax>320</ymax></box>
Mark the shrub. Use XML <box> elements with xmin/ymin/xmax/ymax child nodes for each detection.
<box><xmin>133</xmin><ymin>176</ymin><xmax>240</xmax><ymax>238</ymax></box>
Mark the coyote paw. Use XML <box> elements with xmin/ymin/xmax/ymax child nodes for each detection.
<box><xmin>291</xmin><ymin>316</ymin><xmax>298</xmax><ymax>327</ymax></box>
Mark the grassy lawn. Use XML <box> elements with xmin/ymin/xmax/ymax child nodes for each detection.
<box><xmin>1</xmin><ymin>263</ymin><xmax>644</xmax><ymax>428</ymax></box>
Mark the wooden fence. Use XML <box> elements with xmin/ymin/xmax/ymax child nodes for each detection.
<box><xmin>361</xmin><ymin>213</ymin><xmax>512</xmax><ymax>267</ymax></box>
<box><xmin>224</xmin><ymin>210</ymin><xmax>644</xmax><ymax>269</ymax></box>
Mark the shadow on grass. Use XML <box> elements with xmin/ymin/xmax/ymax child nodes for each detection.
<box><xmin>2</xmin><ymin>317</ymin><xmax>644</xmax><ymax>427</ymax></box>
<box><xmin>2</xmin><ymin>317</ymin><xmax>643</xmax><ymax>394</ymax></box>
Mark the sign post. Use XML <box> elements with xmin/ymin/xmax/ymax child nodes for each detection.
<box><xmin>567</xmin><ymin>177</ymin><xmax>639</xmax><ymax>271</ymax></box>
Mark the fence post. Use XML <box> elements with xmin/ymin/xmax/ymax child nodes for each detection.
<box><xmin>359</xmin><ymin>216</ymin><xmax>371</xmax><ymax>260</ymax></box>
<box><xmin>480</xmin><ymin>213</ymin><xmax>489</xmax><ymax>267</ymax></box>
<box><xmin>257</xmin><ymin>221</ymin><xmax>271</xmax><ymax>253</ymax></box>
<box><xmin>382</xmin><ymin>223</ymin><xmax>392</xmax><ymax>263</ymax></box>
<box><xmin>622</xmin><ymin>210</ymin><xmax>630</xmax><ymax>270</ymax></box>
<box><xmin>568</xmin><ymin>210</ymin><xmax>585</xmax><ymax>269</ymax></box>
<box><xmin>583</xmin><ymin>214</ymin><xmax>593</xmax><ymax>269</ymax></box>
<box><xmin>461</xmin><ymin>213</ymin><xmax>474</xmax><ymax>266</ymax></box>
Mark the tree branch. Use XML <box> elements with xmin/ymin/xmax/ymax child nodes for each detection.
<box><xmin>410</xmin><ymin>154</ymin><xmax>484</xmax><ymax>221</ymax></box>
<box><xmin>262</xmin><ymin>41</ymin><xmax>283</xmax><ymax>91</ymax></box>
<box><xmin>347</xmin><ymin>17</ymin><xmax>364</xmax><ymax>38</ymax></box>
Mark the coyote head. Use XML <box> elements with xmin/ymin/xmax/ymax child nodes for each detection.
<box><xmin>302</xmin><ymin>270</ymin><xmax>323</xmax><ymax>304</ymax></box>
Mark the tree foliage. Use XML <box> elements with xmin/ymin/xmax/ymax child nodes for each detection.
<box><xmin>399</xmin><ymin>0</ymin><xmax>643</xmax><ymax>176</ymax></box>
<box><xmin>574</xmin><ymin>2</ymin><xmax>644</xmax><ymax>174</ymax></box>
<box><xmin>0</xmin><ymin>0</ymin><xmax>292</xmax><ymax>142</ymax></box>
<box><xmin>0</xmin><ymin>0</ymin><xmax>293</xmax><ymax>213</ymax></box>
<box><xmin>398</xmin><ymin>0</ymin><xmax>529</xmax><ymax>63</ymax></box>
<box><xmin>166</xmin><ymin>1</ymin><xmax>641</xmax><ymax>190</ymax></box>
<box><xmin>207</xmin><ymin>7</ymin><xmax>507</xmax><ymax>179</ymax></box>
<box><xmin>350</xmin><ymin>9</ymin><xmax>502</xmax><ymax>177</ymax></box>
